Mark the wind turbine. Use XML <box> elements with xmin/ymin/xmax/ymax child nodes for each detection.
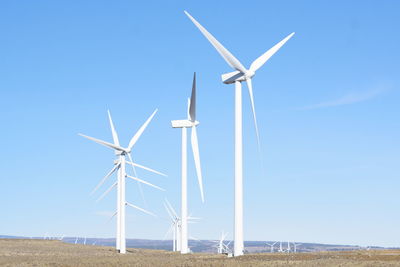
<box><xmin>278</xmin><ymin>241</ymin><xmax>284</xmax><ymax>253</ymax></box>
<box><xmin>184</xmin><ymin>11</ymin><xmax>294</xmax><ymax>256</ymax></box>
<box><xmin>213</xmin><ymin>231</ymin><xmax>231</xmax><ymax>254</ymax></box>
<box><xmin>163</xmin><ymin>199</ymin><xmax>181</xmax><ymax>252</ymax></box>
<box><xmin>171</xmin><ymin>73</ymin><xmax>204</xmax><ymax>254</ymax></box>
<box><xmin>293</xmin><ymin>242</ymin><xmax>301</xmax><ymax>253</ymax></box>
<box><xmin>80</xmin><ymin>109</ymin><xmax>166</xmax><ymax>254</ymax></box>
<box><xmin>164</xmin><ymin>199</ymin><xmax>201</xmax><ymax>252</ymax></box>
<box><xmin>265</xmin><ymin>241</ymin><xmax>278</xmax><ymax>253</ymax></box>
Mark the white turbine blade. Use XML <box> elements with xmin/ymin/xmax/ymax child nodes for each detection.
<box><xmin>184</xmin><ymin>11</ymin><xmax>247</xmax><ymax>74</ymax></box>
<box><xmin>189</xmin><ymin>72</ymin><xmax>196</xmax><ymax>122</ymax></box>
<box><xmin>106</xmin><ymin>210</ymin><xmax>118</xmax><ymax>224</ymax></box>
<box><xmin>126</xmin><ymin>161</ymin><xmax>167</xmax><ymax>177</ymax></box>
<box><xmin>165</xmin><ymin>199</ymin><xmax>178</xmax><ymax>219</ymax></box>
<box><xmin>79</xmin><ymin>134</ymin><xmax>126</xmax><ymax>152</ymax></box>
<box><xmin>107</xmin><ymin>110</ymin><xmax>120</xmax><ymax>146</ymax></box>
<box><xmin>246</xmin><ymin>79</ymin><xmax>261</xmax><ymax>152</ymax></box>
<box><xmin>222</xmin><ymin>232</ymin><xmax>228</xmax><ymax>241</ymax></box>
<box><xmin>162</xmin><ymin>225</ymin><xmax>174</xmax><ymax>241</ymax></box>
<box><xmin>126</xmin><ymin>202</ymin><xmax>156</xmax><ymax>217</ymax></box>
<box><xmin>91</xmin><ymin>163</ymin><xmax>120</xmax><ymax>195</ymax></box>
<box><xmin>250</xmin><ymin>32</ymin><xmax>295</xmax><ymax>73</ymax></box>
<box><xmin>127</xmin><ymin>153</ymin><xmax>149</xmax><ymax>209</ymax></box>
<box><xmin>191</xmin><ymin>126</ymin><xmax>204</xmax><ymax>203</ymax></box>
<box><xmin>163</xmin><ymin>202</ymin><xmax>175</xmax><ymax>221</ymax></box>
<box><xmin>96</xmin><ymin>181</ymin><xmax>117</xmax><ymax>202</ymax></box>
<box><xmin>126</xmin><ymin>175</ymin><xmax>165</xmax><ymax>191</ymax></box>
<box><xmin>127</xmin><ymin>109</ymin><xmax>158</xmax><ymax>152</ymax></box>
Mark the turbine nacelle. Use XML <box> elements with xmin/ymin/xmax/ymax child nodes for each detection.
<box><xmin>171</xmin><ymin>119</ymin><xmax>199</xmax><ymax>128</ymax></box>
<box><xmin>221</xmin><ymin>70</ymin><xmax>255</xmax><ymax>84</ymax></box>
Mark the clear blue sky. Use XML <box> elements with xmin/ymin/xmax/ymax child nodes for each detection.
<box><xmin>0</xmin><ymin>0</ymin><xmax>399</xmax><ymax>247</ymax></box>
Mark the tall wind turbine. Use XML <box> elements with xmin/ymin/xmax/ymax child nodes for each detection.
<box><xmin>171</xmin><ymin>73</ymin><xmax>204</xmax><ymax>254</ymax></box>
<box><xmin>185</xmin><ymin>11</ymin><xmax>294</xmax><ymax>256</ymax></box>
<box><xmin>80</xmin><ymin>109</ymin><xmax>165</xmax><ymax>254</ymax></box>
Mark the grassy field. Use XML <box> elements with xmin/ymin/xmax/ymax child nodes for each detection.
<box><xmin>1</xmin><ymin>239</ymin><xmax>400</xmax><ymax>266</ymax></box>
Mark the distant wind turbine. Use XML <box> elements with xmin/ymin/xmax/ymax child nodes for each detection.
<box><xmin>163</xmin><ymin>198</ymin><xmax>200</xmax><ymax>252</ymax></box>
<box><xmin>213</xmin><ymin>231</ymin><xmax>231</xmax><ymax>254</ymax></box>
<box><xmin>163</xmin><ymin>199</ymin><xmax>181</xmax><ymax>252</ymax></box>
<box><xmin>293</xmin><ymin>242</ymin><xmax>301</xmax><ymax>253</ymax></box>
<box><xmin>278</xmin><ymin>241</ymin><xmax>284</xmax><ymax>252</ymax></box>
<box><xmin>265</xmin><ymin>241</ymin><xmax>278</xmax><ymax>253</ymax></box>
<box><xmin>185</xmin><ymin>11</ymin><xmax>294</xmax><ymax>256</ymax></box>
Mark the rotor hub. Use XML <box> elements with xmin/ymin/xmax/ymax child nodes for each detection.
<box><xmin>245</xmin><ymin>70</ymin><xmax>255</xmax><ymax>79</ymax></box>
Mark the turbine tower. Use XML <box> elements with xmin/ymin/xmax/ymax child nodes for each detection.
<box><xmin>80</xmin><ymin>109</ymin><xmax>166</xmax><ymax>254</ymax></box>
<box><xmin>171</xmin><ymin>73</ymin><xmax>204</xmax><ymax>254</ymax></box>
<box><xmin>185</xmin><ymin>11</ymin><xmax>294</xmax><ymax>256</ymax></box>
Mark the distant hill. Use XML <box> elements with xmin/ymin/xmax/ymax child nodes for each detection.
<box><xmin>0</xmin><ymin>235</ymin><xmax>395</xmax><ymax>253</ymax></box>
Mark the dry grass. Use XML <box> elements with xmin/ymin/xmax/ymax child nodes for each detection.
<box><xmin>1</xmin><ymin>239</ymin><xmax>400</xmax><ymax>266</ymax></box>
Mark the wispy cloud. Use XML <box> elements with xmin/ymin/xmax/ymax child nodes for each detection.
<box><xmin>298</xmin><ymin>86</ymin><xmax>388</xmax><ymax>111</ymax></box>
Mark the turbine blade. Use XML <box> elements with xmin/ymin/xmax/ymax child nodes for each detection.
<box><xmin>126</xmin><ymin>175</ymin><xmax>165</xmax><ymax>191</ymax></box>
<box><xmin>184</xmin><ymin>11</ymin><xmax>247</xmax><ymax>74</ymax></box>
<box><xmin>126</xmin><ymin>161</ymin><xmax>167</xmax><ymax>177</ymax></box>
<box><xmin>191</xmin><ymin>126</ymin><xmax>204</xmax><ymax>203</ymax></box>
<box><xmin>107</xmin><ymin>110</ymin><xmax>120</xmax><ymax>146</ymax></box>
<box><xmin>250</xmin><ymin>32</ymin><xmax>295</xmax><ymax>73</ymax></box>
<box><xmin>91</xmin><ymin>163</ymin><xmax>120</xmax><ymax>195</ymax></box>
<box><xmin>79</xmin><ymin>134</ymin><xmax>126</xmax><ymax>152</ymax></box>
<box><xmin>189</xmin><ymin>72</ymin><xmax>196</xmax><ymax>122</ymax></box>
<box><xmin>126</xmin><ymin>202</ymin><xmax>156</xmax><ymax>217</ymax></box>
<box><xmin>222</xmin><ymin>232</ymin><xmax>228</xmax><ymax>240</ymax></box>
<box><xmin>127</xmin><ymin>109</ymin><xmax>158</xmax><ymax>151</ymax></box>
<box><xmin>106</xmin><ymin>210</ymin><xmax>118</xmax><ymax>224</ymax></box>
<box><xmin>165</xmin><ymin>199</ymin><xmax>178</xmax><ymax>219</ymax></box>
<box><xmin>162</xmin><ymin>224</ymin><xmax>174</xmax><ymax>241</ymax></box>
<box><xmin>163</xmin><ymin>202</ymin><xmax>174</xmax><ymax>220</ymax></box>
<box><xmin>246</xmin><ymin>79</ymin><xmax>261</xmax><ymax>153</ymax></box>
<box><xmin>127</xmin><ymin>153</ymin><xmax>148</xmax><ymax>208</ymax></box>
<box><xmin>96</xmin><ymin>181</ymin><xmax>117</xmax><ymax>202</ymax></box>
